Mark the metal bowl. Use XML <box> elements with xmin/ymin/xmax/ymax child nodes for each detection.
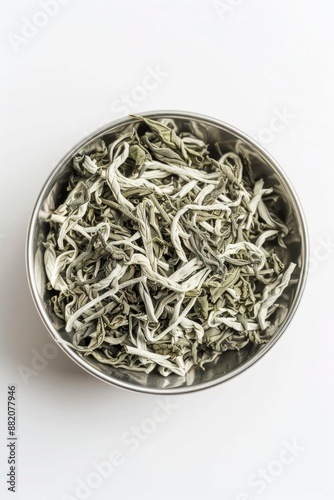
<box><xmin>26</xmin><ymin>111</ymin><xmax>308</xmax><ymax>394</ymax></box>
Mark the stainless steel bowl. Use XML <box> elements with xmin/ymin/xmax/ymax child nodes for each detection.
<box><xmin>26</xmin><ymin>111</ymin><xmax>308</xmax><ymax>394</ymax></box>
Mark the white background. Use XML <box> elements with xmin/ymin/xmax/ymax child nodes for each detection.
<box><xmin>1</xmin><ymin>1</ymin><xmax>334</xmax><ymax>499</ymax></box>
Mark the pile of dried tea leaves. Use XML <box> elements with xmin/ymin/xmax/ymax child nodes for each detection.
<box><xmin>42</xmin><ymin>115</ymin><xmax>296</xmax><ymax>377</ymax></box>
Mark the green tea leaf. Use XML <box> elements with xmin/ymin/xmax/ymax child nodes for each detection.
<box><xmin>43</xmin><ymin>117</ymin><xmax>295</xmax><ymax>377</ymax></box>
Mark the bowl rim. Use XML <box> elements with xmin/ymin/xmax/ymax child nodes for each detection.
<box><xmin>26</xmin><ymin>110</ymin><xmax>309</xmax><ymax>395</ymax></box>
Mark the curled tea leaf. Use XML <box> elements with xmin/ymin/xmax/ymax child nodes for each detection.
<box><xmin>43</xmin><ymin>116</ymin><xmax>296</xmax><ymax>377</ymax></box>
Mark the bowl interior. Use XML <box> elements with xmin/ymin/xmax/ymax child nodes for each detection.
<box><xmin>27</xmin><ymin>112</ymin><xmax>307</xmax><ymax>393</ymax></box>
